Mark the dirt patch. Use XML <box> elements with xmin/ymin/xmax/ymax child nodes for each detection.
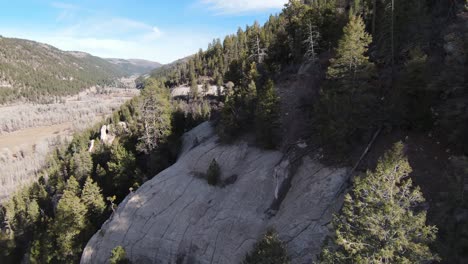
<box><xmin>276</xmin><ymin>62</ymin><xmax>324</xmax><ymax>149</ymax></box>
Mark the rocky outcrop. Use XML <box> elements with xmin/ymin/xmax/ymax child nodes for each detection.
<box><xmin>171</xmin><ymin>85</ymin><xmax>224</xmax><ymax>98</ymax></box>
<box><xmin>100</xmin><ymin>125</ymin><xmax>115</xmax><ymax>146</ymax></box>
<box><xmin>81</xmin><ymin>122</ymin><xmax>348</xmax><ymax>264</ymax></box>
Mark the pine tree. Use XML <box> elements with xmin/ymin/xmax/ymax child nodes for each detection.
<box><xmin>202</xmin><ymin>81</ymin><xmax>210</xmax><ymax>96</ymax></box>
<box><xmin>190</xmin><ymin>76</ymin><xmax>199</xmax><ymax>99</ymax></box>
<box><xmin>217</xmin><ymin>98</ymin><xmax>240</xmax><ymax>142</ymax></box>
<box><xmin>327</xmin><ymin>15</ymin><xmax>372</xmax><ymax>87</ymax></box>
<box><xmin>81</xmin><ymin>177</ymin><xmax>106</xmax><ymax>226</ymax></box>
<box><xmin>108</xmin><ymin>143</ymin><xmax>137</xmax><ymax>198</ymax></box>
<box><xmin>320</xmin><ymin>142</ymin><xmax>439</xmax><ymax>263</ymax></box>
<box><xmin>315</xmin><ymin>15</ymin><xmax>376</xmax><ymax>152</ymax></box>
<box><xmin>110</xmin><ymin>246</ymin><xmax>130</xmax><ymax>264</ymax></box>
<box><xmin>137</xmin><ymin>81</ymin><xmax>172</xmax><ymax>154</ymax></box>
<box><xmin>243</xmin><ymin>229</ymin><xmax>290</xmax><ymax>264</ymax></box>
<box><xmin>255</xmin><ymin>79</ymin><xmax>280</xmax><ymax>149</ymax></box>
<box><xmin>206</xmin><ymin>159</ymin><xmax>221</xmax><ymax>186</ymax></box>
<box><xmin>52</xmin><ymin>176</ymin><xmax>88</xmax><ymax>262</ymax></box>
<box><xmin>1</xmin><ymin>185</ymin><xmax>43</xmax><ymax>263</ymax></box>
<box><xmin>283</xmin><ymin>0</ymin><xmax>310</xmax><ymax>62</ymax></box>
<box><xmin>243</xmin><ymin>62</ymin><xmax>258</xmax><ymax>107</ymax></box>
<box><xmin>29</xmin><ymin>232</ymin><xmax>54</xmax><ymax>264</ymax></box>
<box><xmin>70</xmin><ymin>150</ymin><xmax>93</xmax><ymax>182</ymax></box>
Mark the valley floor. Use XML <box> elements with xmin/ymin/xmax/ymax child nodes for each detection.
<box><xmin>0</xmin><ymin>87</ymin><xmax>139</xmax><ymax>202</ymax></box>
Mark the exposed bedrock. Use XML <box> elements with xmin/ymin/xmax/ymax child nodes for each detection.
<box><xmin>81</xmin><ymin>122</ymin><xmax>348</xmax><ymax>264</ymax></box>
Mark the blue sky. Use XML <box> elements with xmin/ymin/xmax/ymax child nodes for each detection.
<box><xmin>0</xmin><ymin>0</ymin><xmax>287</xmax><ymax>63</ymax></box>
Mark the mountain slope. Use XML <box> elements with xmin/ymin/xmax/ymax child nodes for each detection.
<box><xmin>106</xmin><ymin>58</ymin><xmax>162</xmax><ymax>75</ymax></box>
<box><xmin>0</xmin><ymin>37</ymin><xmax>128</xmax><ymax>103</ymax></box>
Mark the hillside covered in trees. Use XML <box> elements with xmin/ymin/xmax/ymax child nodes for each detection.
<box><xmin>0</xmin><ymin>37</ymin><xmax>160</xmax><ymax>104</ymax></box>
<box><xmin>0</xmin><ymin>0</ymin><xmax>467</xmax><ymax>263</ymax></box>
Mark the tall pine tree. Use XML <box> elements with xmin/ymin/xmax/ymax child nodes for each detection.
<box><xmin>81</xmin><ymin>177</ymin><xmax>106</xmax><ymax>228</ymax></box>
<box><xmin>255</xmin><ymin>79</ymin><xmax>280</xmax><ymax>149</ymax></box>
<box><xmin>320</xmin><ymin>142</ymin><xmax>439</xmax><ymax>263</ymax></box>
<box><xmin>315</xmin><ymin>15</ymin><xmax>377</xmax><ymax>153</ymax></box>
<box><xmin>52</xmin><ymin>176</ymin><xmax>88</xmax><ymax>262</ymax></box>
<box><xmin>327</xmin><ymin>15</ymin><xmax>373</xmax><ymax>88</ymax></box>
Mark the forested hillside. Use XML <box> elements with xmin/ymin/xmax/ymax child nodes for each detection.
<box><xmin>0</xmin><ymin>37</ymin><xmax>153</xmax><ymax>104</ymax></box>
<box><xmin>0</xmin><ymin>0</ymin><xmax>467</xmax><ymax>263</ymax></box>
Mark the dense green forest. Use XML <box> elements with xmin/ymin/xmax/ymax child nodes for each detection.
<box><xmin>1</xmin><ymin>0</ymin><xmax>467</xmax><ymax>263</ymax></box>
<box><xmin>0</xmin><ymin>38</ymin><xmax>160</xmax><ymax>104</ymax></box>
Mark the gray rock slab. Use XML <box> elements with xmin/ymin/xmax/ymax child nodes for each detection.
<box><xmin>81</xmin><ymin>122</ymin><xmax>347</xmax><ymax>264</ymax></box>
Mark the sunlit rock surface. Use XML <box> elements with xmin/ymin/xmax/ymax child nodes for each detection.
<box><xmin>81</xmin><ymin>122</ymin><xmax>347</xmax><ymax>264</ymax></box>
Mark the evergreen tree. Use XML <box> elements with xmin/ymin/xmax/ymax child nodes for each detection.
<box><xmin>315</xmin><ymin>15</ymin><xmax>376</xmax><ymax>153</ymax></box>
<box><xmin>70</xmin><ymin>150</ymin><xmax>93</xmax><ymax>182</ymax></box>
<box><xmin>392</xmin><ymin>48</ymin><xmax>433</xmax><ymax>130</ymax></box>
<box><xmin>108</xmin><ymin>143</ymin><xmax>137</xmax><ymax>198</ymax></box>
<box><xmin>1</xmin><ymin>185</ymin><xmax>43</xmax><ymax>263</ymax></box>
<box><xmin>202</xmin><ymin>81</ymin><xmax>210</xmax><ymax>96</ymax></box>
<box><xmin>137</xmin><ymin>81</ymin><xmax>172</xmax><ymax>154</ymax></box>
<box><xmin>52</xmin><ymin>176</ymin><xmax>88</xmax><ymax>262</ymax></box>
<box><xmin>217</xmin><ymin>98</ymin><xmax>240</xmax><ymax>142</ymax></box>
<box><xmin>327</xmin><ymin>15</ymin><xmax>373</xmax><ymax>87</ymax></box>
<box><xmin>64</xmin><ymin>175</ymin><xmax>81</xmax><ymax>196</ymax></box>
<box><xmin>206</xmin><ymin>159</ymin><xmax>221</xmax><ymax>186</ymax></box>
<box><xmin>190</xmin><ymin>77</ymin><xmax>199</xmax><ymax>99</ymax></box>
<box><xmin>245</xmin><ymin>62</ymin><xmax>258</xmax><ymax>98</ymax></box>
<box><xmin>110</xmin><ymin>246</ymin><xmax>130</xmax><ymax>264</ymax></box>
<box><xmin>81</xmin><ymin>177</ymin><xmax>106</xmax><ymax>227</ymax></box>
<box><xmin>255</xmin><ymin>79</ymin><xmax>280</xmax><ymax>149</ymax></box>
<box><xmin>29</xmin><ymin>233</ymin><xmax>54</xmax><ymax>264</ymax></box>
<box><xmin>320</xmin><ymin>142</ymin><xmax>439</xmax><ymax>263</ymax></box>
<box><xmin>283</xmin><ymin>0</ymin><xmax>310</xmax><ymax>63</ymax></box>
<box><xmin>243</xmin><ymin>229</ymin><xmax>290</xmax><ymax>264</ymax></box>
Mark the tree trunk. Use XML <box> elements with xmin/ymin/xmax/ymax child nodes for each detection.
<box><xmin>372</xmin><ymin>0</ymin><xmax>377</xmax><ymax>35</ymax></box>
<box><xmin>391</xmin><ymin>0</ymin><xmax>394</xmax><ymax>72</ymax></box>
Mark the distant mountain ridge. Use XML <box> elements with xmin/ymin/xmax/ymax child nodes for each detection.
<box><xmin>105</xmin><ymin>58</ymin><xmax>162</xmax><ymax>75</ymax></box>
<box><xmin>0</xmin><ymin>36</ymin><xmax>161</xmax><ymax>103</ymax></box>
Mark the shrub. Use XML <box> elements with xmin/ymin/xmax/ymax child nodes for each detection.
<box><xmin>243</xmin><ymin>229</ymin><xmax>290</xmax><ymax>264</ymax></box>
<box><xmin>110</xmin><ymin>246</ymin><xmax>130</xmax><ymax>264</ymax></box>
<box><xmin>206</xmin><ymin>159</ymin><xmax>221</xmax><ymax>186</ymax></box>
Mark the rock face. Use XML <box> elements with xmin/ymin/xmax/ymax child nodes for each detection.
<box><xmin>100</xmin><ymin>125</ymin><xmax>115</xmax><ymax>146</ymax></box>
<box><xmin>81</xmin><ymin>122</ymin><xmax>348</xmax><ymax>264</ymax></box>
<box><xmin>170</xmin><ymin>85</ymin><xmax>224</xmax><ymax>98</ymax></box>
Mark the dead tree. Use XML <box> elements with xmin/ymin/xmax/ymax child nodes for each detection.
<box><xmin>249</xmin><ymin>35</ymin><xmax>268</xmax><ymax>63</ymax></box>
<box><xmin>303</xmin><ymin>22</ymin><xmax>321</xmax><ymax>63</ymax></box>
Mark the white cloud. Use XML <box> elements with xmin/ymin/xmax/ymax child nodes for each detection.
<box><xmin>200</xmin><ymin>0</ymin><xmax>287</xmax><ymax>14</ymax></box>
<box><xmin>57</xmin><ymin>17</ymin><xmax>162</xmax><ymax>39</ymax></box>
<box><xmin>142</xmin><ymin>27</ymin><xmax>163</xmax><ymax>41</ymax></box>
<box><xmin>51</xmin><ymin>2</ymin><xmax>84</xmax><ymax>21</ymax></box>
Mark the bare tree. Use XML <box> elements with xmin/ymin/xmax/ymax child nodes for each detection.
<box><xmin>249</xmin><ymin>35</ymin><xmax>268</xmax><ymax>63</ymax></box>
<box><xmin>303</xmin><ymin>22</ymin><xmax>321</xmax><ymax>63</ymax></box>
